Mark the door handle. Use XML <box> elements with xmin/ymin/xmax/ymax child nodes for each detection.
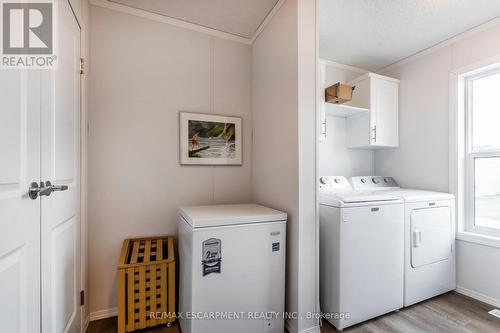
<box><xmin>39</xmin><ymin>181</ymin><xmax>68</xmax><ymax>196</ymax></box>
<box><xmin>413</xmin><ymin>230</ymin><xmax>422</xmax><ymax>248</ymax></box>
<box><xmin>28</xmin><ymin>181</ymin><xmax>68</xmax><ymax>200</ymax></box>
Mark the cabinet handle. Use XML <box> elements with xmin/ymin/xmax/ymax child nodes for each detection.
<box><xmin>372</xmin><ymin>125</ymin><xmax>377</xmax><ymax>142</ymax></box>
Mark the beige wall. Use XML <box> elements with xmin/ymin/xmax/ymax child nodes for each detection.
<box><xmin>252</xmin><ymin>0</ymin><xmax>319</xmax><ymax>332</ymax></box>
<box><xmin>88</xmin><ymin>5</ymin><xmax>252</xmax><ymax>315</ymax></box>
<box><xmin>375</xmin><ymin>21</ymin><xmax>500</xmax><ymax>306</ymax></box>
<box><xmin>252</xmin><ymin>0</ymin><xmax>299</xmax><ymax>330</ymax></box>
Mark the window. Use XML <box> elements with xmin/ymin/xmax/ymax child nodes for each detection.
<box><xmin>465</xmin><ymin>68</ymin><xmax>500</xmax><ymax>237</ymax></box>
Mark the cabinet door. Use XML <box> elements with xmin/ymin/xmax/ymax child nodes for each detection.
<box><xmin>372</xmin><ymin>78</ymin><xmax>399</xmax><ymax>147</ymax></box>
<box><xmin>346</xmin><ymin>78</ymin><xmax>371</xmax><ymax>148</ymax></box>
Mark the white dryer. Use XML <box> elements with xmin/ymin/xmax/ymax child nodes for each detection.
<box><xmin>351</xmin><ymin>176</ymin><xmax>456</xmax><ymax>307</ymax></box>
<box><xmin>319</xmin><ymin>176</ymin><xmax>404</xmax><ymax>330</ymax></box>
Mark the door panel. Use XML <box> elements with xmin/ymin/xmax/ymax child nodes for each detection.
<box><xmin>0</xmin><ymin>70</ymin><xmax>41</xmax><ymax>332</ymax></box>
<box><xmin>0</xmin><ymin>73</ymin><xmax>22</xmax><ymax>185</ymax></box>
<box><xmin>52</xmin><ymin>217</ymin><xmax>77</xmax><ymax>333</ymax></box>
<box><xmin>41</xmin><ymin>0</ymin><xmax>81</xmax><ymax>332</ymax></box>
<box><xmin>0</xmin><ymin>246</ymin><xmax>28</xmax><ymax>332</ymax></box>
<box><xmin>411</xmin><ymin>207</ymin><xmax>452</xmax><ymax>268</ymax></box>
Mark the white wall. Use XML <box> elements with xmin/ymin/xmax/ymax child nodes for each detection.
<box><xmin>376</xmin><ymin>21</ymin><xmax>500</xmax><ymax>305</ymax></box>
<box><xmin>319</xmin><ymin>63</ymin><xmax>373</xmax><ymax>177</ymax></box>
<box><xmin>252</xmin><ymin>0</ymin><xmax>318</xmax><ymax>332</ymax></box>
<box><xmin>88</xmin><ymin>5</ymin><xmax>252</xmax><ymax>316</ymax></box>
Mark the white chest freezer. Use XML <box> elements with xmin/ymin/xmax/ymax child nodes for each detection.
<box><xmin>178</xmin><ymin>204</ymin><xmax>287</xmax><ymax>333</ymax></box>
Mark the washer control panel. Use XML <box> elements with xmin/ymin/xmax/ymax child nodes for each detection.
<box><xmin>319</xmin><ymin>176</ymin><xmax>352</xmax><ymax>192</ymax></box>
<box><xmin>351</xmin><ymin>176</ymin><xmax>399</xmax><ymax>190</ymax></box>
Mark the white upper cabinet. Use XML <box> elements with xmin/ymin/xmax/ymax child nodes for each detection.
<box><xmin>346</xmin><ymin>73</ymin><xmax>400</xmax><ymax>149</ymax></box>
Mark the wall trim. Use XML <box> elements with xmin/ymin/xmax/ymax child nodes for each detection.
<box><xmin>378</xmin><ymin>16</ymin><xmax>500</xmax><ymax>74</ymax></box>
<box><xmin>319</xmin><ymin>58</ymin><xmax>368</xmax><ymax>74</ymax></box>
<box><xmin>90</xmin><ymin>0</ymin><xmax>287</xmax><ymax>45</ymax></box>
<box><xmin>83</xmin><ymin>316</ymin><xmax>90</xmax><ymax>333</ymax></box>
<box><xmin>456</xmin><ymin>286</ymin><xmax>500</xmax><ymax>308</ymax></box>
<box><xmin>89</xmin><ymin>308</ymin><xmax>118</xmax><ymax>321</ymax></box>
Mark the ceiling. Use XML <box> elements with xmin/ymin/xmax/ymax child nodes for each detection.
<box><xmin>108</xmin><ymin>0</ymin><xmax>280</xmax><ymax>39</ymax></box>
<box><xmin>320</xmin><ymin>0</ymin><xmax>500</xmax><ymax>71</ymax></box>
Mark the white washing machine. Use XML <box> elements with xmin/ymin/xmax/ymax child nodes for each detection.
<box><xmin>178</xmin><ymin>204</ymin><xmax>287</xmax><ymax>333</ymax></box>
<box><xmin>319</xmin><ymin>176</ymin><xmax>404</xmax><ymax>331</ymax></box>
<box><xmin>351</xmin><ymin>176</ymin><xmax>456</xmax><ymax>307</ymax></box>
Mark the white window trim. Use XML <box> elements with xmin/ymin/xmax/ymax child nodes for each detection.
<box><xmin>450</xmin><ymin>55</ymin><xmax>500</xmax><ymax>248</ymax></box>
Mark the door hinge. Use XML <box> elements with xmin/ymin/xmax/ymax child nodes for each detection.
<box><xmin>80</xmin><ymin>58</ymin><xmax>85</xmax><ymax>75</ymax></box>
<box><xmin>80</xmin><ymin>290</ymin><xmax>85</xmax><ymax>306</ymax></box>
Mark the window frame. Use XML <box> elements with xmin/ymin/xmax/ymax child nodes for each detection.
<box><xmin>463</xmin><ymin>68</ymin><xmax>500</xmax><ymax>238</ymax></box>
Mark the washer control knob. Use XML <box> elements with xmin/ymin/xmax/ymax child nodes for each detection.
<box><xmin>360</xmin><ymin>178</ymin><xmax>367</xmax><ymax>183</ymax></box>
<box><xmin>372</xmin><ymin>178</ymin><xmax>379</xmax><ymax>184</ymax></box>
<box><xmin>384</xmin><ymin>177</ymin><xmax>391</xmax><ymax>183</ymax></box>
<box><xmin>334</xmin><ymin>178</ymin><xmax>340</xmax><ymax>184</ymax></box>
<box><xmin>319</xmin><ymin>177</ymin><xmax>328</xmax><ymax>184</ymax></box>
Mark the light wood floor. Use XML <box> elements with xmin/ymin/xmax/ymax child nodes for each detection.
<box><xmin>87</xmin><ymin>292</ymin><xmax>500</xmax><ymax>333</ymax></box>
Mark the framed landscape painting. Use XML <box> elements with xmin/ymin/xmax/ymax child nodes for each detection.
<box><xmin>179</xmin><ymin>112</ymin><xmax>242</xmax><ymax>165</ymax></box>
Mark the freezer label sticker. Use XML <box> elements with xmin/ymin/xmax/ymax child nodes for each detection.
<box><xmin>202</xmin><ymin>238</ymin><xmax>222</xmax><ymax>276</ymax></box>
<box><xmin>272</xmin><ymin>242</ymin><xmax>280</xmax><ymax>252</ymax></box>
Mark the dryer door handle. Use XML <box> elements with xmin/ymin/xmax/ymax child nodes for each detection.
<box><xmin>413</xmin><ymin>230</ymin><xmax>422</xmax><ymax>248</ymax></box>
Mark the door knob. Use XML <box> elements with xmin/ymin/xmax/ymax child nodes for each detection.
<box><xmin>29</xmin><ymin>182</ymin><xmax>42</xmax><ymax>200</ymax></box>
<box><xmin>28</xmin><ymin>181</ymin><xmax>68</xmax><ymax>200</ymax></box>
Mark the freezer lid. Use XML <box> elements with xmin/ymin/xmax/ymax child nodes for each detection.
<box><xmin>179</xmin><ymin>204</ymin><xmax>287</xmax><ymax>228</ymax></box>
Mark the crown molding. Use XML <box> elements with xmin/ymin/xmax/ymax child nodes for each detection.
<box><xmin>250</xmin><ymin>0</ymin><xmax>287</xmax><ymax>44</ymax></box>
<box><xmin>90</xmin><ymin>0</ymin><xmax>287</xmax><ymax>45</ymax></box>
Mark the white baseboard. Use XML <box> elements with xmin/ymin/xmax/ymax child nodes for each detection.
<box><xmin>89</xmin><ymin>307</ymin><xmax>118</xmax><ymax>321</ymax></box>
<box><xmin>285</xmin><ymin>321</ymin><xmax>321</xmax><ymax>333</ymax></box>
<box><xmin>456</xmin><ymin>286</ymin><xmax>500</xmax><ymax>308</ymax></box>
<box><xmin>83</xmin><ymin>316</ymin><xmax>90</xmax><ymax>333</ymax></box>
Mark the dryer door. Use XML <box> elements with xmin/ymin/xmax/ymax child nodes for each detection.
<box><xmin>411</xmin><ymin>206</ymin><xmax>452</xmax><ymax>268</ymax></box>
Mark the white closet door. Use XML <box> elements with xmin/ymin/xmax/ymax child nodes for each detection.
<box><xmin>40</xmin><ymin>0</ymin><xmax>81</xmax><ymax>332</ymax></box>
<box><xmin>0</xmin><ymin>70</ymin><xmax>42</xmax><ymax>332</ymax></box>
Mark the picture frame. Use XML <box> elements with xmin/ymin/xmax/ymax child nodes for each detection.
<box><xmin>179</xmin><ymin>112</ymin><xmax>242</xmax><ymax>165</ymax></box>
